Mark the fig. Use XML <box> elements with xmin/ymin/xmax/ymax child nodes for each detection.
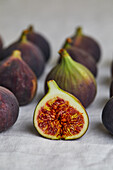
<box><xmin>61</xmin><ymin>38</ymin><xmax>97</xmax><ymax>77</ymax></box>
<box><xmin>26</xmin><ymin>25</ymin><xmax>51</xmax><ymax>62</ymax></box>
<box><xmin>1</xmin><ymin>31</ymin><xmax>45</xmax><ymax>78</ymax></box>
<box><xmin>0</xmin><ymin>86</ymin><xmax>19</xmax><ymax>132</ymax></box>
<box><xmin>70</xmin><ymin>27</ymin><xmax>101</xmax><ymax>63</ymax></box>
<box><xmin>110</xmin><ymin>80</ymin><xmax>113</xmax><ymax>97</ymax></box>
<box><xmin>0</xmin><ymin>36</ymin><xmax>3</xmax><ymax>50</ymax></box>
<box><xmin>45</xmin><ymin>49</ymin><xmax>97</xmax><ymax>108</ymax></box>
<box><xmin>34</xmin><ymin>80</ymin><xmax>89</xmax><ymax>140</ymax></box>
<box><xmin>102</xmin><ymin>97</ymin><xmax>113</xmax><ymax>134</ymax></box>
<box><xmin>0</xmin><ymin>50</ymin><xmax>37</xmax><ymax>106</ymax></box>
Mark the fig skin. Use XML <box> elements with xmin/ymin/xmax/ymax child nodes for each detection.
<box><xmin>110</xmin><ymin>80</ymin><xmax>113</xmax><ymax>97</ymax></box>
<box><xmin>70</xmin><ymin>27</ymin><xmax>101</xmax><ymax>63</ymax></box>
<box><xmin>26</xmin><ymin>25</ymin><xmax>51</xmax><ymax>62</ymax></box>
<box><xmin>61</xmin><ymin>38</ymin><xmax>97</xmax><ymax>77</ymax></box>
<box><xmin>45</xmin><ymin>49</ymin><xmax>97</xmax><ymax>108</ymax></box>
<box><xmin>0</xmin><ymin>50</ymin><xmax>37</xmax><ymax>106</ymax></box>
<box><xmin>0</xmin><ymin>86</ymin><xmax>19</xmax><ymax>132</ymax></box>
<box><xmin>102</xmin><ymin>97</ymin><xmax>113</xmax><ymax>134</ymax></box>
<box><xmin>34</xmin><ymin>80</ymin><xmax>89</xmax><ymax>140</ymax></box>
<box><xmin>0</xmin><ymin>36</ymin><xmax>3</xmax><ymax>50</ymax></box>
<box><xmin>1</xmin><ymin>32</ymin><xmax>45</xmax><ymax>78</ymax></box>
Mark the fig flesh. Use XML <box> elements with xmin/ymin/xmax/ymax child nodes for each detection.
<box><xmin>62</xmin><ymin>38</ymin><xmax>97</xmax><ymax>77</ymax></box>
<box><xmin>102</xmin><ymin>97</ymin><xmax>113</xmax><ymax>134</ymax></box>
<box><xmin>71</xmin><ymin>27</ymin><xmax>101</xmax><ymax>63</ymax></box>
<box><xmin>34</xmin><ymin>80</ymin><xmax>89</xmax><ymax>140</ymax></box>
<box><xmin>46</xmin><ymin>49</ymin><xmax>97</xmax><ymax>108</ymax></box>
<box><xmin>0</xmin><ymin>50</ymin><xmax>37</xmax><ymax>106</ymax></box>
<box><xmin>26</xmin><ymin>25</ymin><xmax>51</xmax><ymax>62</ymax></box>
<box><xmin>0</xmin><ymin>86</ymin><xmax>19</xmax><ymax>132</ymax></box>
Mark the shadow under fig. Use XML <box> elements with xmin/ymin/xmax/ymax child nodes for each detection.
<box><xmin>27</xmin><ymin>123</ymin><xmax>42</xmax><ymax>137</ymax></box>
<box><xmin>96</xmin><ymin>122</ymin><xmax>113</xmax><ymax>138</ymax></box>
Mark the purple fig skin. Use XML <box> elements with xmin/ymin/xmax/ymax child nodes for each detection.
<box><xmin>26</xmin><ymin>26</ymin><xmax>51</xmax><ymax>62</ymax></box>
<box><xmin>0</xmin><ymin>34</ymin><xmax>45</xmax><ymax>78</ymax></box>
<box><xmin>0</xmin><ymin>86</ymin><xmax>19</xmax><ymax>132</ymax></box>
<box><xmin>110</xmin><ymin>80</ymin><xmax>113</xmax><ymax>97</ymax></box>
<box><xmin>71</xmin><ymin>27</ymin><xmax>101</xmax><ymax>63</ymax></box>
<box><xmin>59</xmin><ymin>47</ymin><xmax>97</xmax><ymax>77</ymax></box>
<box><xmin>0</xmin><ymin>36</ymin><xmax>3</xmax><ymax>50</ymax></box>
<box><xmin>0</xmin><ymin>51</ymin><xmax>37</xmax><ymax>106</ymax></box>
<box><xmin>102</xmin><ymin>97</ymin><xmax>113</xmax><ymax>135</ymax></box>
<box><xmin>17</xmin><ymin>40</ymin><xmax>45</xmax><ymax>78</ymax></box>
<box><xmin>0</xmin><ymin>41</ymin><xmax>18</xmax><ymax>60</ymax></box>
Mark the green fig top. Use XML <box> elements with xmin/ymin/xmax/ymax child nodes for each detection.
<box><xmin>58</xmin><ymin>49</ymin><xmax>96</xmax><ymax>84</ymax></box>
<box><xmin>19</xmin><ymin>31</ymin><xmax>29</xmax><ymax>43</ymax></box>
<box><xmin>45</xmin><ymin>49</ymin><xmax>97</xmax><ymax>108</ymax></box>
<box><xmin>34</xmin><ymin>80</ymin><xmax>89</xmax><ymax>140</ymax></box>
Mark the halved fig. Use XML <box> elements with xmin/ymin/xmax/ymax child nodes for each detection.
<box><xmin>33</xmin><ymin>80</ymin><xmax>89</xmax><ymax>140</ymax></box>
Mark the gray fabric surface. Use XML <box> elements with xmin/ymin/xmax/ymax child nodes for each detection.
<box><xmin>0</xmin><ymin>0</ymin><xmax>113</xmax><ymax>169</ymax></box>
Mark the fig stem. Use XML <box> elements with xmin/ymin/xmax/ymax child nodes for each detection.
<box><xmin>12</xmin><ymin>50</ymin><xmax>22</xmax><ymax>60</ymax></box>
<box><xmin>64</xmin><ymin>38</ymin><xmax>72</xmax><ymax>49</ymax></box>
<box><xmin>28</xmin><ymin>25</ymin><xmax>34</xmax><ymax>32</ymax></box>
<box><xmin>75</xmin><ymin>27</ymin><xmax>83</xmax><ymax>37</ymax></box>
<box><xmin>20</xmin><ymin>31</ymin><xmax>28</xmax><ymax>43</ymax></box>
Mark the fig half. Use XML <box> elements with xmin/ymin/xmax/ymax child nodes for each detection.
<box><xmin>34</xmin><ymin>80</ymin><xmax>89</xmax><ymax>140</ymax></box>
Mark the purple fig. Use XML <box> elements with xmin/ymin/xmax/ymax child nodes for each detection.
<box><xmin>70</xmin><ymin>27</ymin><xmax>101</xmax><ymax>63</ymax></box>
<box><xmin>0</xmin><ymin>50</ymin><xmax>37</xmax><ymax>106</ymax></box>
<box><xmin>0</xmin><ymin>86</ymin><xmax>19</xmax><ymax>132</ymax></box>
<box><xmin>26</xmin><ymin>25</ymin><xmax>51</xmax><ymax>62</ymax></box>
<box><xmin>1</xmin><ymin>31</ymin><xmax>45</xmax><ymax>78</ymax></box>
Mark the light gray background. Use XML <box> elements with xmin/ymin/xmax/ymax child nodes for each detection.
<box><xmin>0</xmin><ymin>0</ymin><xmax>113</xmax><ymax>170</ymax></box>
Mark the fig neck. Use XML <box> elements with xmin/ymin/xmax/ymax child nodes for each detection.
<box><xmin>64</xmin><ymin>38</ymin><xmax>72</xmax><ymax>49</ymax></box>
<box><xmin>28</xmin><ymin>25</ymin><xmax>34</xmax><ymax>33</ymax></box>
<box><xmin>75</xmin><ymin>27</ymin><xmax>83</xmax><ymax>37</ymax></box>
<box><xmin>12</xmin><ymin>50</ymin><xmax>22</xmax><ymax>60</ymax></box>
<box><xmin>47</xmin><ymin>80</ymin><xmax>59</xmax><ymax>92</ymax></box>
<box><xmin>20</xmin><ymin>32</ymin><xmax>28</xmax><ymax>43</ymax></box>
<box><xmin>59</xmin><ymin>49</ymin><xmax>75</xmax><ymax>67</ymax></box>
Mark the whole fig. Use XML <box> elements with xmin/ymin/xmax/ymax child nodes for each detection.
<box><xmin>1</xmin><ymin>31</ymin><xmax>45</xmax><ymax>78</ymax></box>
<box><xmin>26</xmin><ymin>25</ymin><xmax>51</xmax><ymax>62</ymax></box>
<box><xmin>45</xmin><ymin>49</ymin><xmax>97</xmax><ymax>108</ymax></box>
<box><xmin>0</xmin><ymin>50</ymin><xmax>37</xmax><ymax>106</ymax></box>
<box><xmin>61</xmin><ymin>38</ymin><xmax>97</xmax><ymax>77</ymax></box>
<box><xmin>0</xmin><ymin>86</ymin><xmax>19</xmax><ymax>132</ymax></box>
<box><xmin>102</xmin><ymin>97</ymin><xmax>113</xmax><ymax>135</ymax></box>
<box><xmin>34</xmin><ymin>80</ymin><xmax>89</xmax><ymax>140</ymax></box>
<box><xmin>70</xmin><ymin>27</ymin><xmax>101</xmax><ymax>63</ymax></box>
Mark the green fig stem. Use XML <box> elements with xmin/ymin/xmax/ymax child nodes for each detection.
<box><xmin>47</xmin><ymin>80</ymin><xmax>60</xmax><ymax>92</ymax></box>
<box><xmin>20</xmin><ymin>31</ymin><xmax>28</xmax><ymax>43</ymax></box>
<box><xmin>58</xmin><ymin>49</ymin><xmax>73</xmax><ymax>64</ymax></box>
<box><xmin>12</xmin><ymin>50</ymin><xmax>22</xmax><ymax>60</ymax></box>
<box><xmin>64</xmin><ymin>38</ymin><xmax>72</xmax><ymax>49</ymax></box>
<box><xmin>75</xmin><ymin>27</ymin><xmax>83</xmax><ymax>37</ymax></box>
